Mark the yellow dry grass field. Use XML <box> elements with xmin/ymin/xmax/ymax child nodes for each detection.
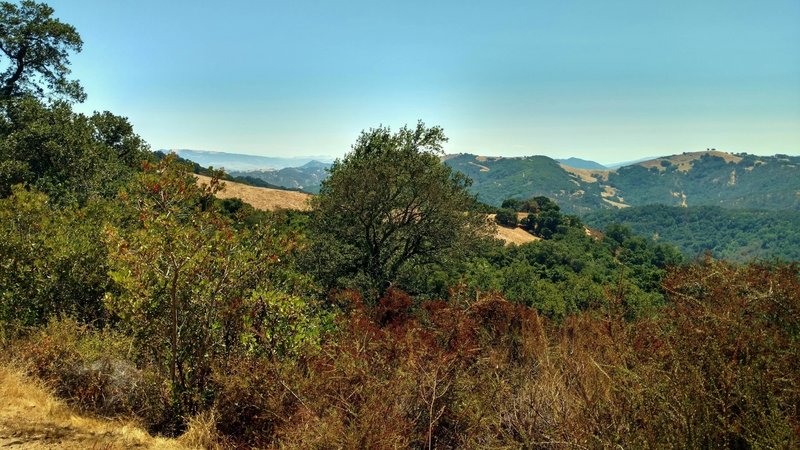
<box><xmin>559</xmin><ymin>164</ymin><xmax>611</xmax><ymax>182</ymax></box>
<box><xmin>195</xmin><ymin>174</ymin><xmax>312</xmax><ymax>211</ymax></box>
<box><xmin>0</xmin><ymin>366</ymin><xmax>196</xmax><ymax>449</ymax></box>
<box><xmin>486</xmin><ymin>214</ymin><xmax>540</xmax><ymax>245</ymax></box>
<box><xmin>496</xmin><ymin>226</ymin><xmax>541</xmax><ymax>245</ymax></box>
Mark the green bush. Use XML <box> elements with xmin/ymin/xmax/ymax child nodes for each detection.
<box><xmin>495</xmin><ymin>208</ymin><xmax>518</xmax><ymax>227</ymax></box>
<box><xmin>0</xmin><ymin>186</ymin><xmax>113</xmax><ymax>327</ymax></box>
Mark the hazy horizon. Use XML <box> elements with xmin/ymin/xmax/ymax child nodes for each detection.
<box><xmin>48</xmin><ymin>0</ymin><xmax>800</xmax><ymax>164</ymax></box>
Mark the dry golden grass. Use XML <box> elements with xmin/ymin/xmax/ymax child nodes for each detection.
<box><xmin>496</xmin><ymin>226</ymin><xmax>541</xmax><ymax>245</ymax></box>
<box><xmin>559</xmin><ymin>164</ymin><xmax>611</xmax><ymax>182</ymax></box>
<box><xmin>0</xmin><ymin>365</ymin><xmax>194</xmax><ymax>449</ymax></box>
<box><xmin>195</xmin><ymin>174</ymin><xmax>312</xmax><ymax>211</ymax></box>
<box><xmin>486</xmin><ymin>214</ymin><xmax>540</xmax><ymax>245</ymax></box>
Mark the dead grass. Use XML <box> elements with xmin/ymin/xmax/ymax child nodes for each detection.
<box><xmin>196</xmin><ymin>174</ymin><xmax>312</xmax><ymax>211</ymax></box>
<box><xmin>495</xmin><ymin>226</ymin><xmax>541</xmax><ymax>245</ymax></box>
<box><xmin>486</xmin><ymin>214</ymin><xmax>540</xmax><ymax>245</ymax></box>
<box><xmin>559</xmin><ymin>164</ymin><xmax>610</xmax><ymax>182</ymax></box>
<box><xmin>0</xmin><ymin>365</ymin><xmax>195</xmax><ymax>449</ymax></box>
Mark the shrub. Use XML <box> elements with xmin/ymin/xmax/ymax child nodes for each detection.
<box><xmin>495</xmin><ymin>208</ymin><xmax>518</xmax><ymax>227</ymax></box>
<box><xmin>11</xmin><ymin>318</ymin><xmax>167</xmax><ymax>428</ymax></box>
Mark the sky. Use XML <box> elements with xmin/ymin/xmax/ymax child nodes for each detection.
<box><xmin>47</xmin><ymin>0</ymin><xmax>800</xmax><ymax>165</ymax></box>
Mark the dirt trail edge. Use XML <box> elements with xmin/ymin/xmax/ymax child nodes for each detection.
<box><xmin>0</xmin><ymin>365</ymin><xmax>189</xmax><ymax>449</ymax></box>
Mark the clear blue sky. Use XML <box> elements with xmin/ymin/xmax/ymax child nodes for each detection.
<box><xmin>48</xmin><ymin>0</ymin><xmax>799</xmax><ymax>164</ymax></box>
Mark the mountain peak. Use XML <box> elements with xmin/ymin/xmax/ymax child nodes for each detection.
<box><xmin>556</xmin><ymin>157</ymin><xmax>607</xmax><ymax>170</ymax></box>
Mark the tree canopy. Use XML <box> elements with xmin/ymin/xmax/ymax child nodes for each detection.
<box><xmin>0</xmin><ymin>96</ymin><xmax>149</xmax><ymax>204</ymax></box>
<box><xmin>310</xmin><ymin>122</ymin><xmax>490</xmax><ymax>296</ymax></box>
<box><xmin>0</xmin><ymin>1</ymin><xmax>84</xmax><ymax>102</ymax></box>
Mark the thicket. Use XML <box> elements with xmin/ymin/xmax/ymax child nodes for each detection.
<box><xmin>586</xmin><ymin>204</ymin><xmax>800</xmax><ymax>261</ymax></box>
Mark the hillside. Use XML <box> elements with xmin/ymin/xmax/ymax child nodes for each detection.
<box><xmin>443</xmin><ymin>154</ymin><xmax>608</xmax><ymax>214</ymax></box>
<box><xmin>195</xmin><ymin>174</ymin><xmax>312</xmax><ymax>211</ymax></box>
<box><xmin>585</xmin><ymin>204</ymin><xmax>800</xmax><ymax>261</ymax></box>
<box><xmin>606</xmin><ymin>152</ymin><xmax>800</xmax><ymax>210</ymax></box>
<box><xmin>230</xmin><ymin>160</ymin><xmax>330</xmax><ymax>194</ymax></box>
<box><xmin>443</xmin><ymin>151</ymin><xmax>800</xmax><ymax>213</ymax></box>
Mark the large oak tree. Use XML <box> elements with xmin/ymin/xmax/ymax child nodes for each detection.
<box><xmin>310</xmin><ymin>122</ymin><xmax>490</xmax><ymax>296</ymax></box>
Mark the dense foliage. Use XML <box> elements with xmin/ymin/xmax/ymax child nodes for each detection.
<box><xmin>0</xmin><ymin>0</ymin><xmax>84</xmax><ymax>101</ymax></box>
<box><xmin>0</xmin><ymin>96</ymin><xmax>148</xmax><ymax>204</ymax></box>
<box><xmin>608</xmin><ymin>153</ymin><xmax>800</xmax><ymax>210</ymax></box>
<box><xmin>586</xmin><ymin>204</ymin><xmax>800</xmax><ymax>261</ymax></box>
<box><xmin>308</xmin><ymin>123</ymin><xmax>488</xmax><ymax>297</ymax></box>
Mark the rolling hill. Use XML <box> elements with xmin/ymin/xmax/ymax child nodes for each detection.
<box><xmin>195</xmin><ymin>174</ymin><xmax>312</xmax><ymax>211</ymax></box>
<box><xmin>230</xmin><ymin>160</ymin><xmax>331</xmax><ymax>194</ymax></box>
<box><xmin>444</xmin><ymin>151</ymin><xmax>800</xmax><ymax>213</ymax></box>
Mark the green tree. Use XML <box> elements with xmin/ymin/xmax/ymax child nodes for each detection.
<box><xmin>0</xmin><ymin>186</ymin><xmax>113</xmax><ymax>327</ymax></box>
<box><xmin>104</xmin><ymin>155</ymin><xmax>319</xmax><ymax>422</ymax></box>
<box><xmin>0</xmin><ymin>97</ymin><xmax>147</xmax><ymax>203</ymax></box>
<box><xmin>495</xmin><ymin>208</ymin><xmax>518</xmax><ymax>227</ymax></box>
<box><xmin>310</xmin><ymin>122</ymin><xmax>490</xmax><ymax>297</ymax></box>
<box><xmin>0</xmin><ymin>1</ymin><xmax>84</xmax><ymax>102</ymax></box>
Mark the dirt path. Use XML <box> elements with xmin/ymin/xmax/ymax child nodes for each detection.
<box><xmin>0</xmin><ymin>366</ymin><xmax>189</xmax><ymax>449</ymax></box>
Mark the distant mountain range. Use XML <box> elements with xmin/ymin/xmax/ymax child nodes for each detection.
<box><xmin>444</xmin><ymin>151</ymin><xmax>800</xmax><ymax>214</ymax></box>
<box><xmin>167</xmin><ymin>149</ymin><xmax>334</xmax><ymax>171</ymax></box>
<box><xmin>230</xmin><ymin>160</ymin><xmax>331</xmax><ymax>194</ymax></box>
<box><xmin>555</xmin><ymin>157</ymin><xmax>607</xmax><ymax>170</ymax></box>
<box><xmin>174</xmin><ymin>148</ymin><xmax>800</xmax><ymax>214</ymax></box>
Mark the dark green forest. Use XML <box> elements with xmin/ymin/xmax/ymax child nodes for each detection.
<box><xmin>586</xmin><ymin>204</ymin><xmax>800</xmax><ymax>262</ymax></box>
<box><xmin>1</xmin><ymin>2</ymin><xmax>798</xmax><ymax>448</ymax></box>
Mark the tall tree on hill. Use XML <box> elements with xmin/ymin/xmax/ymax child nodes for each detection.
<box><xmin>310</xmin><ymin>122</ymin><xmax>490</xmax><ymax>297</ymax></box>
<box><xmin>0</xmin><ymin>1</ymin><xmax>84</xmax><ymax>102</ymax></box>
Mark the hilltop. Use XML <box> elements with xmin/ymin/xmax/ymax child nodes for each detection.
<box><xmin>195</xmin><ymin>174</ymin><xmax>312</xmax><ymax>211</ymax></box>
<box><xmin>444</xmin><ymin>150</ymin><xmax>800</xmax><ymax>213</ymax></box>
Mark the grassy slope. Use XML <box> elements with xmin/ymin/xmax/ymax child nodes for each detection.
<box><xmin>196</xmin><ymin>174</ymin><xmax>312</xmax><ymax>211</ymax></box>
<box><xmin>0</xmin><ymin>366</ymin><xmax>194</xmax><ymax>449</ymax></box>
